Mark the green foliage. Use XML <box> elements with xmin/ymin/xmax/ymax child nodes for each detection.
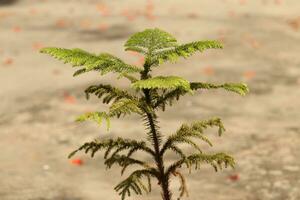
<box><xmin>154</xmin><ymin>82</ymin><xmax>249</xmax><ymax>111</ymax></box>
<box><xmin>76</xmin><ymin>111</ymin><xmax>111</xmax><ymax>131</ymax></box>
<box><xmin>124</xmin><ymin>28</ymin><xmax>178</xmax><ymax>54</ymax></box>
<box><xmin>132</xmin><ymin>76</ymin><xmax>192</xmax><ymax>93</ymax></box>
<box><xmin>68</xmin><ymin>137</ymin><xmax>154</xmax><ymax>161</ymax></box>
<box><xmin>84</xmin><ymin>84</ymin><xmax>136</xmax><ymax>103</ymax></box>
<box><xmin>160</xmin><ymin>118</ymin><xmax>225</xmax><ymax>158</ymax></box>
<box><xmin>109</xmin><ymin>98</ymin><xmax>143</xmax><ymax>118</ymax></box>
<box><xmin>191</xmin><ymin>82</ymin><xmax>249</xmax><ymax>96</ymax></box>
<box><xmin>166</xmin><ymin>152</ymin><xmax>235</xmax><ymax>176</ymax></box>
<box><xmin>41</xmin><ymin>28</ymin><xmax>248</xmax><ymax>200</ymax></box>
<box><xmin>115</xmin><ymin>169</ymin><xmax>157</xmax><ymax>200</ymax></box>
<box><xmin>153</xmin><ymin>41</ymin><xmax>223</xmax><ymax>65</ymax></box>
<box><xmin>40</xmin><ymin>47</ymin><xmax>142</xmax><ymax>77</ymax></box>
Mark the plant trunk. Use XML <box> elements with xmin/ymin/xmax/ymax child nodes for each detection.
<box><xmin>146</xmin><ymin>113</ymin><xmax>172</xmax><ymax>200</ymax></box>
<box><xmin>142</xmin><ymin>64</ymin><xmax>172</xmax><ymax>200</ymax></box>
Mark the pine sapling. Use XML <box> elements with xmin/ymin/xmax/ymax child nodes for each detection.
<box><xmin>40</xmin><ymin>28</ymin><xmax>249</xmax><ymax>200</ymax></box>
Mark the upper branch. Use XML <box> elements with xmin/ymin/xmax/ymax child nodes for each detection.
<box><xmin>40</xmin><ymin>47</ymin><xmax>142</xmax><ymax>77</ymax></box>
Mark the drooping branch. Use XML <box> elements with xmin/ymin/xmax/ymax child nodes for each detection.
<box><xmin>160</xmin><ymin>118</ymin><xmax>225</xmax><ymax>157</ymax></box>
<box><xmin>166</xmin><ymin>152</ymin><xmax>235</xmax><ymax>180</ymax></box>
<box><xmin>84</xmin><ymin>84</ymin><xmax>136</xmax><ymax>103</ymax></box>
<box><xmin>191</xmin><ymin>82</ymin><xmax>249</xmax><ymax>96</ymax></box>
<box><xmin>154</xmin><ymin>82</ymin><xmax>249</xmax><ymax>111</ymax></box>
<box><xmin>114</xmin><ymin>169</ymin><xmax>159</xmax><ymax>200</ymax></box>
<box><xmin>68</xmin><ymin>137</ymin><xmax>155</xmax><ymax>160</ymax></box>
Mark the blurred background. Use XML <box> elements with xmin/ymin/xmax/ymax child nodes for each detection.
<box><xmin>1</xmin><ymin>0</ymin><xmax>300</xmax><ymax>199</ymax></box>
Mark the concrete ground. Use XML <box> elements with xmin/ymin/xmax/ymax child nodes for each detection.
<box><xmin>0</xmin><ymin>0</ymin><xmax>300</xmax><ymax>199</ymax></box>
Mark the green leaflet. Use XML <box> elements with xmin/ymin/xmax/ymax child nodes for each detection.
<box><xmin>84</xmin><ymin>84</ymin><xmax>135</xmax><ymax>103</ymax></box>
<box><xmin>160</xmin><ymin>118</ymin><xmax>226</xmax><ymax>158</ymax></box>
<box><xmin>166</xmin><ymin>152</ymin><xmax>235</xmax><ymax>177</ymax></box>
<box><xmin>222</xmin><ymin>83</ymin><xmax>249</xmax><ymax>96</ymax></box>
<box><xmin>153</xmin><ymin>40</ymin><xmax>223</xmax><ymax>65</ymax></box>
<box><xmin>124</xmin><ymin>28</ymin><xmax>178</xmax><ymax>53</ymax></box>
<box><xmin>75</xmin><ymin>111</ymin><xmax>111</xmax><ymax>131</ymax></box>
<box><xmin>109</xmin><ymin>99</ymin><xmax>143</xmax><ymax>117</ymax></box>
<box><xmin>191</xmin><ymin>82</ymin><xmax>249</xmax><ymax>96</ymax></box>
<box><xmin>189</xmin><ymin>117</ymin><xmax>226</xmax><ymax>136</ymax></box>
<box><xmin>114</xmin><ymin>169</ymin><xmax>154</xmax><ymax>200</ymax></box>
<box><xmin>183</xmin><ymin>152</ymin><xmax>235</xmax><ymax>172</ymax></box>
<box><xmin>68</xmin><ymin>137</ymin><xmax>154</xmax><ymax>159</ymax></box>
<box><xmin>132</xmin><ymin>76</ymin><xmax>193</xmax><ymax>93</ymax></box>
<box><xmin>154</xmin><ymin>82</ymin><xmax>249</xmax><ymax>111</ymax></box>
<box><xmin>40</xmin><ymin>47</ymin><xmax>142</xmax><ymax>76</ymax></box>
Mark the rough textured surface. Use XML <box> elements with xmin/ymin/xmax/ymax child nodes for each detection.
<box><xmin>1</xmin><ymin>0</ymin><xmax>300</xmax><ymax>200</ymax></box>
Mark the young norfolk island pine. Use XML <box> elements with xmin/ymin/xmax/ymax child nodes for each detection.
<box><xmin>40</xmin><ymin>28</ymin><xmax>249</xmax><ymax>200</ymax></box>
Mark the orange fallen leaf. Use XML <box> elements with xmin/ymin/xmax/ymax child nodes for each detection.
<box><xmin>203</xmin><ymin>66</ymin><xmax>215</xmax><ymax>76</ymax></box>
<box><xmin>55</xmin><ymin>19</ymin><xmax>68</xmax><ymax>28</ymax></box>
<box><xmin>71</xmin><ymin>159</ymin><xmax>83</xmax><ymax>166</ymax></box>
<box><xmin>12</xmin><ymin>26</ymin><xmax>21</xmax><ymax>33</ymax></box>
<box><xmin>63</xmin><ymin>92</ymin><xmax>76</xmax><ymax>104</ymax></box>
<box><xmin>98</xmin><ymin>23</ymin><xmax>109</xmax><ymax>31</ymax></box>
<box><xmin>249</xmin><ymin>39</ymin><xmax>261</xmax><ymax>49</ymax></box>
<box><xmin>228</xmin><ymin>174</ymin><xmax>239</xmax><ymax>181</ymax></box>
<box><xmin>3</xmin><ymin>58</ymin><xmax>14</xmax><ymax>65</ymax></box>
<box><xmin>239</xmin><ymin>0</ymin><xmax>247</xmax><ymax>5</ymax></box>
<box><xmin>274</xmin><ymin>0</ymin><xmax>283</xmax><ymax>5</ymax></box>
<box><xmin>243</xmin><ymin>70</ymin><xmax>256</xmax><ymax>80</ymax></box>
<box><xmin>287</xmin><ymin>17</ymin><xmax>300</xmax><ymax>31</ymax></box>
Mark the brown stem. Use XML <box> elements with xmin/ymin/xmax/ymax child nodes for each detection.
<box><xmin>141</xmin><ymin>62</ymin><xmax>172</xmax><ymax>200</ymax></box>
<box><xmin>145</xmin><ymin>111</ymin><xmax>172</xmax><ymax>200</ymax></box>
